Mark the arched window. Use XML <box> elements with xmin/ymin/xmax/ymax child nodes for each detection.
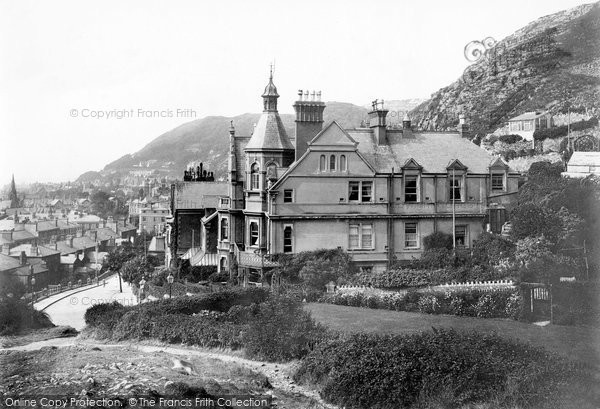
<box><xmin>250</xmin><ymin>163</ymin><xmax>260</xmax><ymax>190</ymax></box>
<box><xmin>220</xmin><ymin>217</ymin><xmax>229</xmax><ymax>241</ymax></box>
<box><xmin>330</xmin><ymin>155</ymin><xmax>336</xmax><ymax>171</ymax></box>
<box><xmin>340</xmin><ymin>155</ymin><xmax>347</xmax><ymax>171</ymax></box>
<box><xmin>320</xmin><ymin>155</ymin><xmax>326</xmax><ymax>171</ymax></box>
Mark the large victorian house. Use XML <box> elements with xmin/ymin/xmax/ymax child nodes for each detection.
<box><xmin>216</xmin><ymin>72</ymin><xmax>519</xmax><ymax>279</ymax></box>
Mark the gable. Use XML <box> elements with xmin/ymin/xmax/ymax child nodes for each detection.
<box><xmin>309</xmin><ymin>121</ymin><xmax>357</xmax><ymax>148</ymax></box>
<box><xmin>402</xmin><ymin>158</ymin><xmax>422</xmax><ymax>170</ymax></box>
<box><xmin>446</xmin><ymin>159</ymin><xmax>468</xmax><ymax>171</ymax></box>
<box><xmin>489</xmin><ymin>157</ymin><xmax>509</xmax><ymax>170</ymax></box>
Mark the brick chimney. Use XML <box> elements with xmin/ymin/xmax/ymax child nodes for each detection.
<box><xmin>67</xmin><ymin>235</ymin><xmax>74</xmax><ymax>248</ymax></box>
<box><xmin>402</xmin><ymin>112</ymin><xmax>413</xmax><ymax>139</ymax></box>
<box><xmin>369</xmin><ymin>99</ymin><xmax>389</xmax><ymax>145</ymax></box>
<box><xmin>19</xmin><ymin>251</ymin><xmax>27</xmax><ymax>265</ymax></box>
<box><xmin>293</xmin><ymin>89</ymin><xmax>325</xmax><ymax>160</ymax></box>
<box><xmin>29</xmin><ymin>243</ymin><xmax>38</xmax><ymax>257</ymax></box>
<box><xmin>1</xmin><ymin>243</ymin><xmax>10</xmax><ymax>255</ymax></box>
<box><xmin>458</xmin><ymin>114</ymin><xmax>470</xmax><ymax>138</ymax></box>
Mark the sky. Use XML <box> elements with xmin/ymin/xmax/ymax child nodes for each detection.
<box><xmin>0</xmin><ymin>0</ymin><xmax>592</xmax><ymax>184</ymax></box>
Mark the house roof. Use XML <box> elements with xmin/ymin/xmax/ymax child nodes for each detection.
<box><xmin>508</xmin><ymin>111</ymin><xmax>547</xmax><ymax>121</ymax></box>
<box><xmin>55</xmin><ymin>241</ymin><xmax>79</xmax><ymax>255</ymax></box>
<box><xmin>96</xmin><ymin>227</ymin><xmax>118</xmax><ymax>241</ymax></box>
<box><xmin>71</xmin><ymin>236</ymin><xmax>98</xmax><ymax>250</ymax></box>
<box><xmin>172</xmin><ymin>181</ymin><xmax>228</xmax><ymax>210</ymax></box>
<box><xmin>347</xmin><ymin>128</ymin><xmax>506</xmax><ymax>174</ymax></box>
<box><xmin>12</xmin><ymin>230</ymin><xmax>35</xmax><ymax>242</ymax></box>
<box><xmin>245</xmin><ymin>111</ymin><xmax>294</xmax><ymax>151</ymax></box>
<box><xmin>8</xmin><ymin>244</ymin><xmax>60</xmax><ymax>257</ymax></box>
<box><xmin>567</xmin><ymin>151</ymin><xmax>600</xmax><ymax>166</ymax></box>
<box><xmin>0</xmin><ymin>253</ymin><xmax>21</xmax><ymax>271</ymax></box>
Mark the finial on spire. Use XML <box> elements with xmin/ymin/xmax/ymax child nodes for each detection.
<box><xmin>269</xmin><ymin>61</ymin><xmax>275</xmax><ymax>80</ymax></box>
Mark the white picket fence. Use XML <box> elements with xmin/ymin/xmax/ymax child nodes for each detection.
<box><xmin>431</xmin><ymin>280</ymin><xmax>515</xmax><ymax>292</ymax></box>
<box><xmin>335</xmin><ymin>280</ymin><xmax>515</xmax><ymax>295</ymax></box>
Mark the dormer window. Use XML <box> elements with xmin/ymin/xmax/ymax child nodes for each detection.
<box><xmin>491</xmin><ymin>174</ymin><xmax>505</xmax><ymax>191</ymax></box>
<box><xmin>450</xmin><ymin>175</ymin><xmax>463</xmax><ymax>201</ymax></box>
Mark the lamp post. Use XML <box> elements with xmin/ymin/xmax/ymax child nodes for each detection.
<box><xmin>29</xmin><ymin>266</ymin><xmax>36</xmax><ymax>306</ymax></box>
<box><xmin>139</xmin><ymin>277</ymin><xmax>146</xmax><ymax>304</ymax></box>
<box><xmin>167</xmin><ymin>272</ymin><xmax>174</xmax><ymax>298</ymax></box>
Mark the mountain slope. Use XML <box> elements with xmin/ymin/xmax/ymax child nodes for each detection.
<box><xmin>98</xmin><ymin>102</ymin><xmax>379</xmax><ymax>181</ymax></box>
<box><xmin>410</xmin><ymin>2</ymin><xmax>600</xmax><ymax>137</ymax></box>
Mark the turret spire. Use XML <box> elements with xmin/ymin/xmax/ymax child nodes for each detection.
<box><xmin>262</xmin><ymin>65</ymin><xmax>279</xmax><ymax>112</ymax></box>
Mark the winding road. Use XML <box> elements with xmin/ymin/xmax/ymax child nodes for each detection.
<box><xmin>34</xmin><ymin>274</ymin><xmax>137</xmax><ymax>331</ymax></box>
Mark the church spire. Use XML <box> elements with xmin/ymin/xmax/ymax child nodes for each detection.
<box><xmin>261</xmin><ymin>64</ymin><xmax>279</xmax><ymax>112</ymax></box>
<box><xmin>9</xmin><ymin>174</ymin><xmax>19</xmax><ymax>208</ymax></box>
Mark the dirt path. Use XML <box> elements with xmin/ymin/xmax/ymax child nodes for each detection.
<box><xmin>5</xmin><ymin>337</ymin><xmax>337</xmax><ymax>409</ymax></box>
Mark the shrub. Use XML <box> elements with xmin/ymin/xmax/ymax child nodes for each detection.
<box><xmin>417</xmin><ymin>294</ymin><xmax>440</xmax><ymax>314</ymax></box>
<box><xmin>423</xmin><ymin>232</ymin><xmax>453</xmax><ymax>250</ymax></box>
<box><xmin>294</xmin><ymin>329</ymin><xmax>598</xmax><ymax>409</ymax></box>
<box><xmin>497</xmin><ymin>134</ymin><xmax>523</xmax><ymax>144</ymax></box>
<box><xmin>0</xmin><ymin>298</ymin><xmax>54</xmax><ymax>335</ymax></box>
<box><xmin>241</xmin><ymin>296</ymin><xmax>327</xmax><ymax>361</ymax></box>
<box><xmin>533</xmin><ymin>117</ymin><xmax>598</xmax><ymax>140</ymax></box>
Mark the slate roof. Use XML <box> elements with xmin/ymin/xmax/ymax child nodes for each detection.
<box><xmin>347</xmin><ymin>129</ymin><xmax>507</xmax><ymax>174</ymax></box>
<box><xmin>245</xmin><ymin>111</ymin><xmax>294</xmax><ymax>151</ymax></box>
<box><xmin>508</xmin><ymin>111</ymin><xmax>547</xmax><ymax>121</ymax></box>
<box><xmin>0</xmin><ymin>253</ymin><xmax>21</xmax><ymax>271</ymax></box>
<box><xmin>8</xmin><ymin>244</ymin><xmax>60</xmax><ymax>257</ymax></box>
<box><xmin>12</xmin><ymin>230</ymin><xmax>35</xmax><ymax>242</ymax></box>
<box><xmin>172</xmin><ymin>181</ymin><xmax>228</xmax><ymax>210</ymax></box>
<box><xmin>55</xmin><ymin>241</ymin><xmax>80</xmax><ymax>255</ymax></box>
<box><xmin>71</xmin><ymin>236</ymin><xmax>98</xmax><ymax>250</ymax></box>
<box><xmin>96</xmin><ymin>227</ymin><xmax>118</xmax><ymax>241</ymax></box>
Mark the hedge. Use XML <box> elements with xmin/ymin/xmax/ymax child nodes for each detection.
<box><xmin>533</xmin><ymin>117</ymin><xmax>598</xmax><ymax>140</ymax></box>
<box><xmin>294</xmin><ymin>329</ymin><xmax>597</xmax><ymax>409</ymax></box>
<box><xmin>0</xmin><ymin>298</ymin><xmax>54</xmax><ymax>335</ymax></box>
<box><xmin>319</xmin><ymin>288</ymin><xmax>522</xmax><ymax>319</ymax></box>
<box><xmin>84</xmin><ymin>290</ymin><xmax>325</xmax><ymax>362</ymax></box>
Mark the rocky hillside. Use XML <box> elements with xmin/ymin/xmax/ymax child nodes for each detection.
<box><xmin>410</xmin><ymin>2</ymin><xmax>600</xmax><ymax>137</ymax></box>
<box><xmin>94</xmin><ymin>100</ymin><xmax>422</xmax><ymax>182</ymax></box>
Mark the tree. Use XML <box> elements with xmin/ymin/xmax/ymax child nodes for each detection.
<box><xmin>120</xmin><ymin>255</ymin><xmax>160</xmax><ymax>284</ymax></box>
<box><xmin>0</xmin><ymin>274</ymin><xmax>26</xmax><ymax>299</ymax></box>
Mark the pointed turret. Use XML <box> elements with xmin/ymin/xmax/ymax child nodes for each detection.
<box><xmin>245</xmin><ymin>70</ymin><xmax>294</xmax><ymax>152</ymax></box>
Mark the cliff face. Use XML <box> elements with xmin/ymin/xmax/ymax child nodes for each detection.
<box><xmin>410</xmin><ymin>2</ymin><xmax>600</xmax><ymax>137</ymax></box>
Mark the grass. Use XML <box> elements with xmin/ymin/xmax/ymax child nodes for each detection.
<box><xmin>305</xmin><ymin>303</ymin><xmax>600</xmax><ymax>368</ymax></box>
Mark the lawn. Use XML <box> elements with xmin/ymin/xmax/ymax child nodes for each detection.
<box><xmin>305</xmin><ymin>303</ymin><xmax>600</xmax><ymax>368</ymax></box>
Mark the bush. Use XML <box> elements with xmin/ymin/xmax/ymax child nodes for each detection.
<box><xmin>423</xmin><ymin>232</ymin><xmax>453</xmax><ymax>250</ymax></box>
<box><xmin>320</xmin><ymin>288</ymin><xmax>520</xmax><ymax>319</ymax></box>
<box><xmin>0</xmin><ymin>298</ymin><xmax>54</xmax><ymax>335</ymax></box>
<box><xmin>533</xmin><ymin>117</ymin><xmax>598</xmax><ymax>140</ymax></box>
<box><xmin>273</xmin><ymin>248</ymin><xmax>359</xmax><ymax>289</ymax></box>
<box><xmin>498</xmin><ymin>134</ymin><xmax>523</xmax><ymax>144</ymax></box>
<box><xmin>294</xmin><ymin>329</ymin><xmax>597</xmax><ymax>409</ymax></box>
<box><xmin>241</xmin><ymin>296</ymin><xmax>327</xmax><ymax>362</ymax></box>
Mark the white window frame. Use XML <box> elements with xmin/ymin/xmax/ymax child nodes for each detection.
<box><xmin>348</xmin><ymin>181</ymin><xmax>373</xmax><ymax>203</ymax></box>
<box><xmin>283</xmin><ymin>224</ymin><xmax>293</xmax><ymax>253</ymax></box>
<box><xmin>404</xmin><ymin>221</ymin><xmax>419</xmax><ymax>249</ymax></box>
<box><xmin>248</xmin><ymin>219</ymin><xmax>260</xmax><ymax>248</ymax></box>
<box><xmin>455</xmin><ymin>225</ymin><xmax>468</xmax><ymax>248</ymax></box>
<box><xmin>348</xmin><ymin>223</ymin><xmax>374</xmax><ymax>250</ymax></box>
<box><xmin>220</xmin><ymin>216</ymin><xmax>229</xmax><ymax>241</ymax></box>
<box><xmin>491</xmin><ymin>173</ymin><xmax>505</xmax><ymax>192</ymax></box>
<box><xmin>404</xmin><ymin>175</ymin><xmax>420</xmax><ymax>203</ymax></box>
<box><xmin>283</xmin><ymin>189</ymin><xmax>294</xmax><ymax>203</ymax></box>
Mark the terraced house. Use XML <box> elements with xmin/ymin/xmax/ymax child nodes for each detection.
<box><xmin>216</xmin><ymin>73</ymin><xmax>520</xmax><ymax>277</ymax></box>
